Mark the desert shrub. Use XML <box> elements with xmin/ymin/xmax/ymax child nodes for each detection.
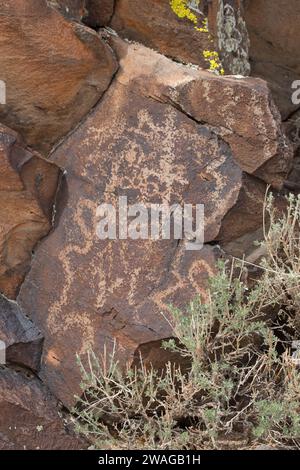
<box><xmin>72</xmin><ymin>194</ymin><xmax>300</xmax><ymax>449</ymax></box>
<box><xmin>257</xmin><ymin>193</ymin><xmax>300</xmax><ymax>322</ymax></box>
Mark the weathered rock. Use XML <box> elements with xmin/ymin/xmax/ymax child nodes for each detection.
<box><xmin>216</xmin><ymin>173</ymin><xmax>267</xmax><ymax>245</ymax></box>
<box><xmin>0</xmin><ymin>294</ymin><xmax>43</xmax><ymax>371</ymax></box>
<box><xmin>0</xmin><ymin>124</ymin><xmax>61</xmax><ymax>299</ymax></box>
<box><xmin>85</xmin><ymin>0</ymin><xmax>115</xmax><ymax>27</ymax></box>
<box><xmin>133</xmin><ymin>337</ymin><xmax>192</xmax><ymax>374</ymax></box>
<box><xmin>48</xmin><ymin>0</ymin><xmax>87</xmax><ymax>20</ymax></box>
<box><xmin>53</xmin><ymin>0</ymin><xmax>115</xmax><ymax>27</ymax></box>
<box><xmin>111</xmin><ymin>0</ymin><xmax>212</xmax><ymax>67</ymax></box>
<box><xmin>0</xmin><ymin>368</ymin><xmax>85</xmax><ymax>450</ymax></box>
<box><xmin>110</xmin><ymin>37</ymin><xmax>292</xmax><ymax>187</ymax></box>
<box><xmin>208</xmin><ymin>0</ymin><xmax>250</xmax><ymax>76</ymax></box>
<box><xmin>18</xmin><ymin>40</ymin><xmax>291</xmax><ymax>407</ymax></box>
<box><xmin>285</xmin><ymin>109</ymin><xmax>300</xmax><ymax>191</ymax></box>
<box><xmin>0</xmin><ymin>0</ymin><xmax>118</xmax><ymax>153</ymax></box>
<box><xmin>243</xmin><ymin>0</ymin><xmax>300</xmax><ymax>119</ymax></box>
<box><xmin>209</xmin><ymin>0</ymin><xmax>300</xmax><ymax>191</ymax></box>
<box><xmin>208</xmin><ymin>0</ymin><xmax>300</xmax><ymax>120</ymax></box>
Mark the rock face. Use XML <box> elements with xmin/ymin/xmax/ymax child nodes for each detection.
<box><xmin>209</xmin><ymin>0</ymin><xmax>300</xmax><ymax>189</ymax></box>
<box><xmin>0</xmin><ymin>124</ymin><xmax>61</xmax><ymax>299</ymax></box>
<box><xmin>243</xmin><ymin>0</ymin><xmax>300</xmax><ymax>119</ymax></box>
<box><xmin>18</xmin><ymin>38</ymin><xmax>291</xmax><ymax>407</ymax></box>
<box><xmin>0</xmin><ymin>0</ymin><xmax>296</xmax><ymax>450</ymax></box>
<box><xmin>49</xmin><ymin>0</ymin><xmax>86</xmax><ymax>20</ymax></box>
<box><xmin>0</xmin><ymin>0</ymin><xmax>117</xmax><ymax>153</ymax></box>
<box><xmin>208</xmin><ymin>0</ymin><xmax>300</xmax><ymax>117</ymax></box>
<box><xmin>169</xmin><ymin>0</ymin><xmax>300</xmax><ymax>124</ymax></box>
<box><xmin>85</xmin><ymin>0</ymin><xmax>115</xmax><ymax>27</ymax></box>
<box><xmin>111</xmin><ymin>0</ymin><xmax>212</xmax><ymax>67</ymax></box>
<box><xmin>208</xmin><ymin>0</ymin><xmax>250</xmax><ymax>76</ymax></box>
<box><xmin>209</xmin><ymin>0</ymin><xmax>300</xmax><ymax>191</ymax></box>
<box><xmin>0</xmin><ymin>368</ymin><xmax>85</xmax><ymax>450</ymax></box>
<box><xmin>285</xmin><ymin>109</ymin><xmax>300</xmax><ymax>191</ymax></box>
<box><xmin>0</xmin><ymin>295</ymin><xmax>43</xmax><ymax>371</ymax></box>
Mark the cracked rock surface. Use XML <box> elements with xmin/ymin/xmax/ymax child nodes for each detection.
<box><xmin>244</xmin><ymin>0</ymin><xmax>300</xmax><ymax>120</ymax></box>
<box><xmin>17</xmin><ymin>39</ymin><xmax>292</xmax><ymax>407</ymax></box>
<box><xmin>0</xmin><ymin>0</ymin><xmax>118</xmax><ymax>153</ymax></box>
<box><xmin>0</xmin><ymin>124</ymin><xmax>61</xmax><ymax>299</ymax></box>
<box><xmin>0</xmin><ymin>368</ymin><xmax>86</xmax><ymax>450</ymax></box>
<box><xmin>0</xmin><ymin>294</ymin><xmax>43</xmax><ymax>372</ymax></box>
<box><xmin>0</xmin><ymin>0</ymin><xmax>296</xmax><ymax>450</ymax></box>
<box><xmin>111</xmin><ymin>0</ymin><xmax>212</xmax><ymax>68</ymax></box>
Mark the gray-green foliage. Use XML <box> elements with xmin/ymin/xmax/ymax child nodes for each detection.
<box><xmin>72</xmin><ymin>194</ymin><xmax>300</xmax><ymax>450</ymax></box>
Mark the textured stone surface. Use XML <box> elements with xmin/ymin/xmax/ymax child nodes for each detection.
<box><xmin>111</xmin><ymin>0</ymin><xmax>212</xmax><ymax>67</ymax></box>
<box><xmin>0</xmin><ymin>368</ymin><xmax>85</xmax><ymax>450</ymax></box>
<box><xmin>208</xmin><ymin>0</ymin><xmax>300</xmax><ymax>119</ymax></box>
<box><xmin>110</xmin><ymin>37</ymin><xmax>292</xmax><ymax>188</ymax></box>
<box><xmin>0</xmin><ymin>124</ymin><xmax>61</xmax><ymax>299</ymax></box>
<box><xmin>0</xmin><ymin>0</ymin><xmax>118</xmax><ymax>153</ymax></box>
<box><xmin>18</xmin><ymin>40</ymin><xmax>291</xmax><ymax>407</ymax></box>
<box><xmin>208</xmin><ymin>0</ymin><xmax>250</xmax><ymax>76</ymax></box>
<box><xmin>0</xmin><ymin>294</ymin><xmax>43</xmax><ymax>371</ymax></box>
<box><xmin>285</xmin><ymin>109</ymin><xmax>300</xmax><ymax>191</ymax></box>
<box><xmin>0</xmin><ymin>0</ymin><xmax>296</xmax><ymax>451</ymax></box>
<box><xmin>85</xmin><ymin>0</ymin><xmax>115</xmax><ymax>27</ymax></box>
<box><xmin>49</xmin><ymin>0</ymin><xmax>86</xmax><ymax>20</ymax></box>
<box><xmin>244</xmin><ymin>0</ymin><xmax>300</xmax><ymax>119</ymax></box>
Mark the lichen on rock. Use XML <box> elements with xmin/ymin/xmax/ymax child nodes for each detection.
<box><xmin>216</xmin><ymin>0</ymin><xmax>250</xmax><ymax>75</ymax></box>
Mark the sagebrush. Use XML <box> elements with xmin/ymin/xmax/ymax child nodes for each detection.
<box><xmin>73</xmin><ymin>194</ymin><xmax>300</xmax><ymax>450</ymax></box>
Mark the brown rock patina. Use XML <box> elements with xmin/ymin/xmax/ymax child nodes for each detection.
<box><xmin>0</xmin><ymin>368</ymin><xmax>86</xmax><ymax>450</ymax></box>
<box><xmin>0</xmin><ymin>124</ymin><xmax>62</xmax><ymax>299</ymax></box>
<box><xmin>85</xmin><ymin>0</ymin><xmax>115</xmax><ymax>27</ymax></box>
<box><xmin>18</xmin><ymin>40</ymin><xmax>291</xmax><ymax>407</ymax></box>
<box><xmin>209</xmin><ymin>0</ymin><xmax>300</xmax><ymax>119</ymax></box>
<box><xmin>0</xmin><ymin>294</ymin><xmax>43</xmax><ymax>372</ymax></box>
<box><xmin>111</xmin><ymin>0</ymin><xmax>212</xmax><ymax>68</ymax></box>
<box><xmin>48</xmin><ymin>0</ymin><xmax>87</xmax><ymax>20</ymax></box>
<box><xmin>244</xmin><ymin>0</ymin><xmax>300</xmax><ymax>119</ymax></box>
<box><xmin>0</xmin><ymin>0</ymin><xmax>118</xmax><ymax>153</ymax></box>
